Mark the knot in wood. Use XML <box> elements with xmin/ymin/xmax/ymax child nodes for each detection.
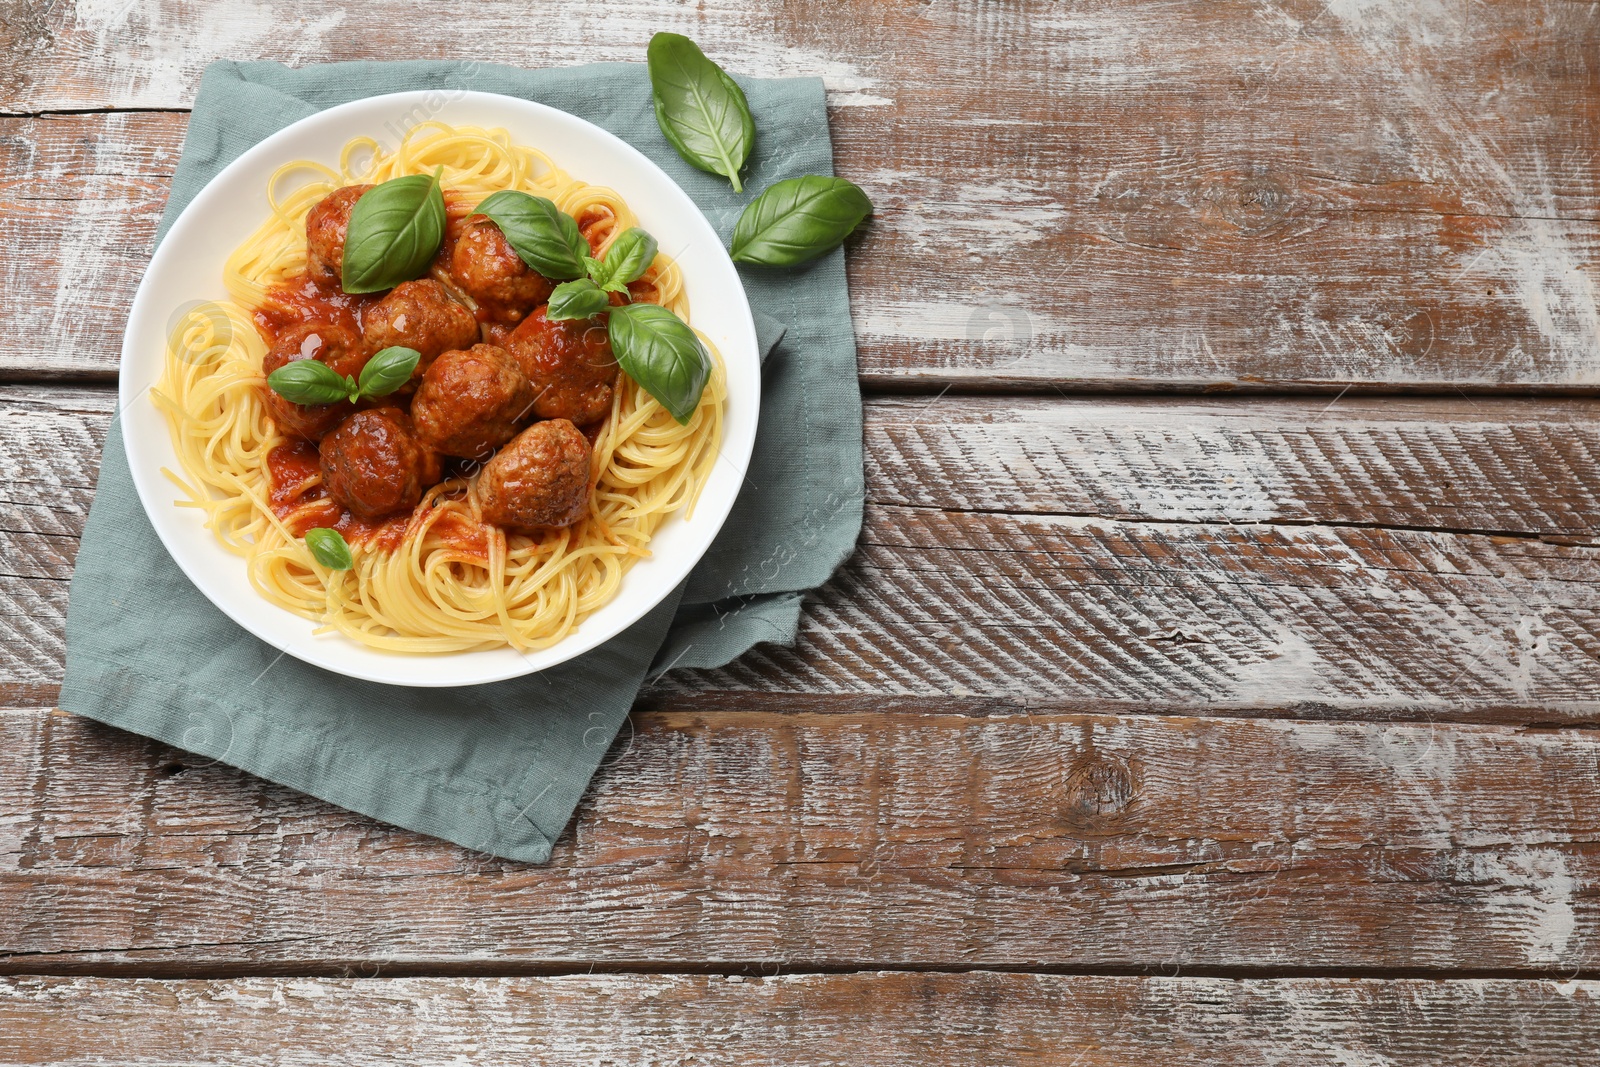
<box><xmin>1200</xmin><ymin>172</ymin><xmax>1291</xmax><ymax>236</ymax></box>
<box><xmin>1062</xmin><ymin>752</ymin><xmax>1137</xmax><ymax>826</ymax></box>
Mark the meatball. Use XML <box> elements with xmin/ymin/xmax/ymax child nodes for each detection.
<box><xmin>260</xmin><ymin>322</ymin><xmax>367</xmax><ymax>441</ymax></box>
<box><xmin>451</xmin><ymin>217</ymin><xmax>553</xmax><ymax>324</ymax></box>
<box><xmin>319</xmin><ymin>408</ymin><xmax>442</xmax><ymax>521</ymax></box>
<box><xmin>410</xmin><ymin>344</ymin><xmax>537</xmax><ymax>460</ymax></box>
<box><xmin>305</xmin><ymin>184</ymin><xmax>373</xmax><ymax>287</ymax></box>
<box><xmin>477</xmin><ymin>420</ymin><xmax>591</xmax><ymax>531</ymax></box>
<box><xmin>361</xmin><ymin>279</ymin><xmax>479</xmax><ymax>379</ymax></box>
<box><xmin>504</xmin><ymin>307</ymin><xmax>618</xmax><ymax>425</ymax></box>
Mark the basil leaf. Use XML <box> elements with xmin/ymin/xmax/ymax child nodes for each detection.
<box><xmin>267</xmin><ymin>359</ymin><xmax>356</xmax><ymax>405</ymax></box>
<box><xmin>357</xmin><ymin>345</ymin><xmax>421</xmax><ymax>399</ymax></box>
<box><xmin>547</xmin><ymin>279</ymin><xmax>613</xmax><ymax>321</ymax></box>
<box><xmin>592</xmin><ymin>227</ymin><xmax>658</xmax><ymax>292</ymax></box>
<box><xmin>607</xmin><ymin>303</ymin><xmax>711</xmax><ymax>425</ymax></box>
<box><xmin>730</xmin><ymin>175</ymin><xmax>873</xmax><ymax>267</ymax></box>
<box><xmin>581</xmin><ymin>255</ymin><xmax>609</xmax><ymax>288</ymax></box>
<box><xmin>647</xmin><ymin>32</ymin><xmax>755</xmax><ymax>193</ymax></box>
<box><xmin>341</xmin><ymin>171</ymin><xmax>446</xmax><ymax>294</ymax></box>
<box><xmin>471</xmin><ymin>190</ymin><xmax>588</xmax><ymax>280</ymax></box>
<box><xmin>305</xmin><ymin>527</ymin><xmax>354</xmax><ymax>570</ymax></box>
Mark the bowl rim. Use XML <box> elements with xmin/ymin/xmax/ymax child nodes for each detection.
<box><xmin>118</xmin><ymin>89</ymin><xmax>760</xmax><ymax>687</ymax></box>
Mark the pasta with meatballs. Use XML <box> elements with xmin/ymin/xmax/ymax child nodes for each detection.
<box><xmin>152</xmin><ymin>122</ymin><xmax>725</xmax><ymax>653</ymax></box>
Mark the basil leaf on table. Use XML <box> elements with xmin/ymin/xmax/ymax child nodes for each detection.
<box><xmin>471</xmin><ymin>190</ymin><xmax>588</xmax><ymax>280</ymax></box>
<box><xmin>356</xmin><ymin>346</ymin><xmax>421</xmax><ymax>398</ymax></box>
<box><xmin>730</xmin><ymin>175</ymin><xmax>873</xmax><ymax>267</ymax></box>
<box><xmin>607</xmin><ymin>303</ymin><xmax>711</xmax><ymax>425</ymax></box>
<box><xmin>647</xmin><ymin>32</ymin><xmax>755</xmax><ymax>192</ymax></box>
<box><xmin>590</xmin><ymin>227</ymin><xmax>658</xmax><ymax>292</ymax></box>
<box><xmin>266</xmin><ymin>359</ymin><xmax>356</xmax><ymax>405</ymax></box>
<box><xmin>305</xmin><ymin>528</ymin><xmax>354</xmax><ymax>570</ymax></box>
<box><xmin>547</xmin><ymin>279</ymin><xmax>613</xmax><ymax>321</ymax></box>
<box><xmin>341</xmin><ymin>171</ymin><xmax>446</xmax><ymax>294</ymax></box>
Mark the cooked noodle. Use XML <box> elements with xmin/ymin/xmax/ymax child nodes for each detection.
<box><xmin>152</xmin><ymin>122</ymin><xmax>725</xmax><ymax>653</ymax></box>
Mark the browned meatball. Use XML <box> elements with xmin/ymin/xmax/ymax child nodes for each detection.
<box><xmin>410</xmin><ymin>344</ymin><xmax>537</xmax><ymax>460</ymax></box>
<box><xmin>260</xmin><ymin>322</ymin><xmax>367</xmax><ymax>441</ymax></box>
<box><xmin>477</xmin><ymin>420</ymin><xmax>591</xmax><ymax>531</ymax></box>
<box><xmin>504</xmin><ymin>307</ymin><xmax>618</xmax><ymax>425</ymax></box>
<box><xmin>451</xmin><ymin>217</ymin><xmax>554</xmax><ymax>324</ymax></box>
<box><xmin>319</xmin><ymin>408</ymin><xmax>442</xmax><ymax>521</ymax></box>
<box><xmin>305</xmin><ymin>184</ymin><xmax>373</xmax><ymax>287</ymax></box>
<box><xmin>361</xmin><ymin>279</ymin><xmax>479</xmax><ymax>379</ymax></box>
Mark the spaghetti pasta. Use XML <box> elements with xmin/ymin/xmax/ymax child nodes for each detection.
<box><xmin>152</xmin><ymin>122</ymin><xmax>725</xmax><ymax>654</ymax></box>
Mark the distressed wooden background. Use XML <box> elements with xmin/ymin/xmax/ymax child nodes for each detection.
<box><xmin>3</xmin><ymin>0</ymin><xmax>1600</xmax><ymax>1062</ymax></box>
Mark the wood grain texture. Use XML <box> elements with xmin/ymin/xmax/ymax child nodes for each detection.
<box><xmin>0</xmin><ymin>112</ymin><xmax>177</xmax><ymax>381</ymax></box>
<box><xmin>3</xmin><ymin>973</ymin><xmax>1597</xmax><ymax>1065</ymax></box>
<box><xmin>7</xmin><ymin>385</ymin><xmax>1600</xmax><ymax>717</ymax></box>
<box><xmin>673</xmin><ymin>504</ymin><xmax>1600</xmax><ymax>716</ymax></box>
<box><xmin>865</xmin><ymin>393</ymin><xmax>1600</xmax><ymax>537</ymax></box>
<box><xmin>0</xmin><ymin>387</ymin><xmax>105</xmax><ymax>705</ymax></box>
<box><xmin>2</xmin><ymin>0</ymin><xmax>1598</xmax><ymax>387</ymax></box>
<box><xmin>4</xmin><ymin>702</ymin><xmax>1600</xmax><ymax>973</ymax></box>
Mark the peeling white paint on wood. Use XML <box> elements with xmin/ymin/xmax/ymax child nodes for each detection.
<box><xmin>69</xmin><ymin>0</ymin><xmax>349</xmax><ymax>106</ymax></box>
<box><xmin>1218</xmin><ymin>622</ymin><xmax>1342</xmax><ymax>704</ymax></box>
<box><xmin>1459</xmin><ymin>847</ymin><xmax>1580</xmax><ymax>965</ymax></box>
<box><xmin>34</xmin><ymin>0</ymin><xmax>897</xmax><ymax>109</ymax></box>
<box><xmin>865</xmin><ymin>172</ymin><xmax>1067</xmax><ymax>256</ymax></box>
<box><xmin>1320</xmin><ymin>0</ymin><xmax>1600</xmax><ymax>381</ymax></box>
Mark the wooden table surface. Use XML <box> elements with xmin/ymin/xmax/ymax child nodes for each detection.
<box><xmin>4</xmin><ymin>1</ymin><xmax>1600</xmax><ymax>1062</ymax></box>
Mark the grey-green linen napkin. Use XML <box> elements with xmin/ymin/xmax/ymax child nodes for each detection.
<box><xmin>59</xmin><ymin>60</ymin><xmax>863</xmax><ymax>863</ymax></box>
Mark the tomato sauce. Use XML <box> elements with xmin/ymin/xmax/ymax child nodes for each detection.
<box><xmin>266</xmin><ymin>439</ymin><xmax>323</xmax><ymax>513</ymax></box>
<box><xmin>423</xmin><ymin>510</ymin><xmax>492</xmax><ymax>560</ymax></box>
<box><xmin>266</xmin><ymin>441</ymin><xmax>488</xmax><ymax>561</ymax></box>
<box><xmin>253</xmin><ymin>272</ymin><xmax>379</xmax><ymax>345</ymax></box>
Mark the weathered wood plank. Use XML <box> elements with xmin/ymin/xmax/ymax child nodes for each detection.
<box><xmin>866</xmin><ymin>393</ymin><xmax>1600</xmax><ymax>537</ymax></box>
<box><xmin>0</xmin><ymin>387</ymin><xmax>103</xmax><ymax>705</ymax></box>
<box><xmin>2</xmin><ymin>973</ymin><xmax>1596</xmax><ymax>1065</ymax></box>
<box><xmin>2</xmin><ymin>0</ymin><xmax>1597</xmax><ymax>387</ymax></box>
<box><xmin>0</xmin><ymin>112</ymin><xmax>177</xmax><ymax>381</ymax></box>
<box><xmin>714</xmin><ymin>505</ymin><xmax>1600</xmax><ymax>712</ymax></box>
<box><xmin>3</xmin><ymin>703</ymin><xmax>1599</xmax><ymax>972</ymax></box>
<box><xmin>7</xmin><ymin>385</ymin><xmax>1600</xmax><ymax>717</ymax></box>
<box><xmin>17</xmin><ymin>385</ymin><xmax>1600</xmax><ymax>533</ymax></box>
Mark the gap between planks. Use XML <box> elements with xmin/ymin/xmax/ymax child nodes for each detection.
<box><xmin>16</xmin><ymin>366</ymin><xmax>1600</xmax><ymax>400</ymax></box>
<box><xmin>8</xmin><ymin>958</ymin><xmax>1600</xmax><ymax>983</ymax></box>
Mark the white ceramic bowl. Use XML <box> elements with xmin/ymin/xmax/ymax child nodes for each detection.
<box><xmin>119</xmin><ymin>91</ymin><xmax>760</xmax><ymax>687</ymax></box>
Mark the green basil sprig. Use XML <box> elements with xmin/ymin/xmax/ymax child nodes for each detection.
<box><xmin>731</xmin><ymin>175</ymin><xmax>873</xmax><ymax>267</ymax></box>
<box><xmin>357</xmin><ymin>345</ymin><xmax>423</xmax><ymax>396</ymax></box>
<box><xmin>471</xmin><ymin>190</ymin><xmax>589</xmax><ymax>280</ymax></box>
<box><xmin>341</xmin><ymin>169</ymin><xmax>446</xmax><ymax>294</ymax></box>
<box><xmin>267</xmin><ymin>346</ymin><xmax>420</xmax><ymax>406</ymax></box>
<box><xmin>547</xmin><ymin>279</ymin><xmax>613</xmax><ymax>321</ymax></box>
<box><xmin>647</xmin><ymin>32</ymin><xmax>755</xmax><ymax>192</ymax></box>
<box><xmin>546</xmin><ymin>227</ymin><xmax>660</xmax><ymax>321</ymax></box>
<box><xmin>305</xmin><ymin>527</ymin><xmax>354</xmax><ymax>570</ymax></box>
<box><xmin>589</xmin><ymin>227</ymin><xmax>659</xmax><ymax>292</ymax></box>
<box><xmin>607</xmin><ymin>303</ymin><xmax>711</xmax><ymax>424</ymax></box>
<box><xmin>265</xmin><ymin>360</ymin><xmax>356</xmax><ymax>406</ymax></box>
